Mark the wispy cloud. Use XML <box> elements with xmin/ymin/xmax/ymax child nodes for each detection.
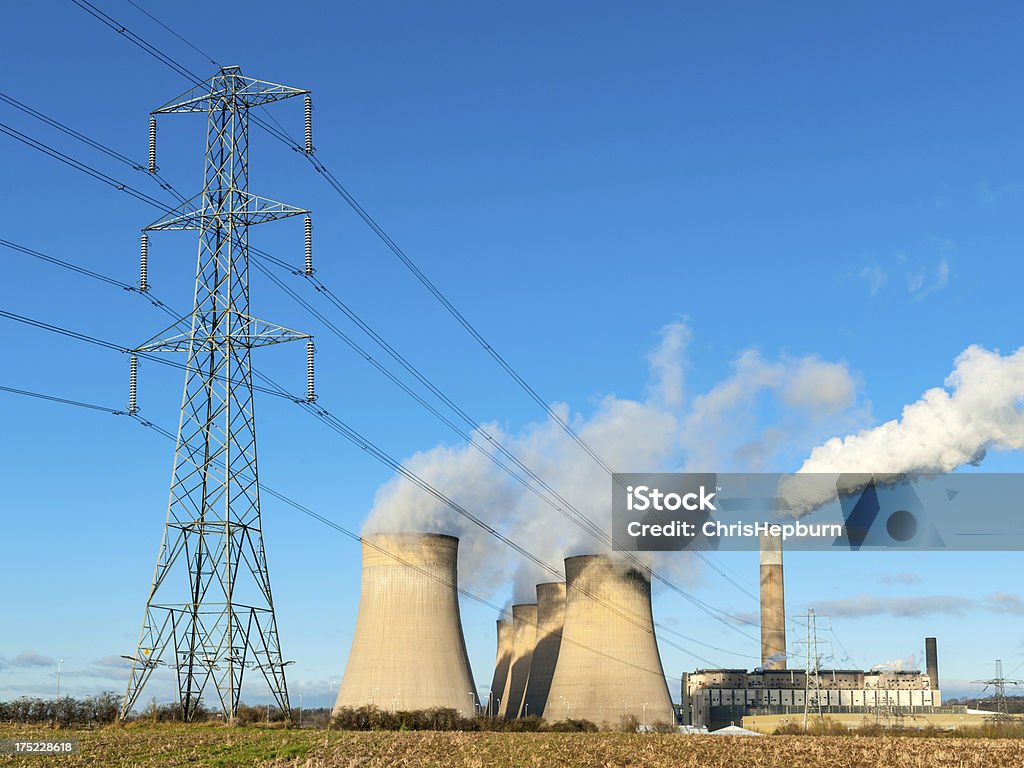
<box><xmin>810</xmin><ymin>594</ymin><xmax>972</xmax><ymax>618</ymax></box>
<box><xmin>977</xmin><ymin>181</ymin><xmax>1024</xmax><ymax>206</ymax></box>
<box><xmin>878</xmin><ymin>572</ymin><xmax>921</xmax><ymax>585</ymax></box>
<box><xmin>908</xmin><ymin>257</ymin><xmax>950</xmax><ymax>300</ymax></box>
<box><xmin>859</xmin><ymin>266</ymin><xmax>888</xmax><ymax>296</ymax></box>
<box><xmin>809</xmin><ymin>593</ymin><xmax>1024</xmax><ymax>618</ymax></box>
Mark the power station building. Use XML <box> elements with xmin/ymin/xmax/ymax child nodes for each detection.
<box><xmin>683</xmin><ymin>654</ymin><xmax>942</xmax><ymax>730</ymax></box>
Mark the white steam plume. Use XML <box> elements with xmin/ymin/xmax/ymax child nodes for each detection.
<box><xmin>364</xmin><ymin>322</ymin><xmax>861</xmax><ymax>600</ymax></box>
<box><xmin>782</xmin><ymin>345</ymin><xmax>1024</xmax><ymax>514</ymax></box>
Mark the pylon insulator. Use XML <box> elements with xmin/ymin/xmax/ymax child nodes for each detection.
<box><xmin>148</xmin><ymin>117</ymin><xmax>158</xmax><ymax>173</ymax></box>
<box><xmin>303</xmin><ymin>216</ymin><xmax>313</xmax><ymax>276</ymax></box>
<box><xmin>304</xmin><ymin>94</ymin><xmax>313</xmax><ymax>154</ymax></box>
<box><xmin>129</xmin><ymin>354</ymin><xmax>139</xmax><ymax>415</ymax></box>
<box><xmin>306</xmin><ymin>340</ymin><xmax>316</xmax><ymax>402</ymax></box>
<box><xmin>139</xmin><ymin>233</ymin><xmax>150</xmax><ymax>293</ymax></box>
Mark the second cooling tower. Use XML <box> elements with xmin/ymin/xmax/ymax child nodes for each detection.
<box><xmin>333</xmin><ymin>532</ymin><xmax>479</xmax><ymax>716</ymax></box>
<box><xmin>544</xmin><ymin>555</ymin><xmax>674</xmax><ymax>726</ymax></box>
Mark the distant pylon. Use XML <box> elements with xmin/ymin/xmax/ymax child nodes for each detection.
<box><xmin>121</xmin><ymin>67</ymin><xmax>314</xmax><ymax>721</ymax></box>
<box><xmin>973</xmin><ymin>659</ymin><xmax>1023</xmax><ymax>721</ymax></box>
<box><xmin>802</xmin><ymin>609</ymin><xmax>824</xmax><ymax>730</ymax></box>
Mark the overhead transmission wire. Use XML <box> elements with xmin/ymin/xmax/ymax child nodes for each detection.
<box><xmin>67</xmin><ymin>0</ymin><xmax>770</xmax><ymax>615</ymax></box>
<box><xmin>0</xmin><ymin>83</ymin><xmax>774</xmax><ymax>647</ymax></box>
<box><xmin>1</xmin><ymin>236</ymin><xmax>752</xmax><ymax>665</ymax></box>
<box><xmin>10</xmin><ymin>15</ymin><xmax>784</xmax><ymax>652</ymax></box>
<box><xmin>0</xmin><ymin>385</ymin><xmax>688</xmax><ymax>682</ymax></box>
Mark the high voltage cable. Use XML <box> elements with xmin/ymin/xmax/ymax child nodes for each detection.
<box><xmin>4</xmin><ymin>231</ymin><xmax>770</xmax><ymax>663</ymax></box>
<box><xmin>0</xmin><ymin>90</ymin><xmax>186</xmax><ymax>205</ymax></box>
<box><xmin>64</xmin><ymin>0</ymin><xmax>772</xmax><ymax>616</ymax></box>
<box><xmin>0</xmin><ymin>78</ymin><xmax>776</xmax><ymax>646</ymax></box>
<box><xmin>11</xmin><ymin>15</ymin><xmax>786</xmax><ymax>641</ymax></box>
<box><xmin>0</xmin><ymin>384</ymin><xmax>701</xmax><ymax>679</ymax></box>
<box><xmin>3</xmin><ymin>232</ymin><xmax>763</xmax><ymax>659</ymax></box>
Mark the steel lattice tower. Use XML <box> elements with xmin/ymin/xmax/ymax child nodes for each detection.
<box><xmin>121</xmin><ymin>66</ymin><xmax>315</xmax><ymax>721</ymax></box>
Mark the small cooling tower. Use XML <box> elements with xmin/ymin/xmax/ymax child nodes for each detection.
<box><xmin>520</xmin><ymin>581</ymin><xmax>566</xmax><ymax>718</ymax></box>
<box><xmin>486</xmin><ymin>618</ymin><xmax>513</xmax><ymax>716</ymax></box>
<box><xmin>498</xmin><ymin>603</ymin><xmax>537</xmax><ymax>719</ymax></box>
<box><xmin>544</xmin><ymin>555</ymin><xmax>674</xmax><ymax>727</ymax></box>
<box><xmin>334</xmin><ymin>533</ymin><xmax>479</xmax><ymax>716</ymax></box>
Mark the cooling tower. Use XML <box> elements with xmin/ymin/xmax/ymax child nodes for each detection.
<box><xmin>498</xmin><ymin>603</ymin><xmax>537</xmax><ymax>719</ymax></box>
<box><xmin>544</xmin><ymin>555</ymin><xmax>674</xmax><ymax>727</ymax></box>
<box><xmin>925</xmin><ymin>637</ymin><xmax>939</xmax><ymax>690</ymax></box>
<box><xmin>334</xmin><ymin>533</ymin><xmax>479</xmax><ymax>716</ymax></box>
<box><xmin>760</xmin><ymin>533</ymin><xmax>787</xmax><ymax>670</ymax></box>
<box><xmin>520</xmin><ymin>581</ymin><xmax>565</xmax><ymax>718</ymax></box>
<box><xmin>486</xmin><ymin>618</ymin><xmax>513</xmax><ymax>716</ymax></box>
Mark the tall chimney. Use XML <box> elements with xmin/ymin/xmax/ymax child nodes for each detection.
<box><xmin>486</xmin><ymin>618</ymin><xmax>513</xmax><ymax>716</ymax></box>
<box><xmin>760</xmin><ymin>533</ymin><xmax>787</xmax><ymax>670</ymax></box>
<box><xmin>520</xmin><ymin>581</ymin><xmax>566</xmax><ymax>718</ymax></box>
<box><xmin>925</xmin><ymin>637</ymin><xmax>939</xmax><ymax>690</ymax></box>
<box><xmin>498</xmin><ymin>603</ymin><xmax>537</xmax><ymax>719</ymax></box>
<box><xmin>333</xmin><ymin>533</ymin><xmax>479</xmax><ymax>716</ymax></box>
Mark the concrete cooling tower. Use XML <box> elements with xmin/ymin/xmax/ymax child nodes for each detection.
<box><xmin>334</xmin><ymin>533</ymin><xmax>479</xmax><ymax>716</ymax></box>
<box><xmin>520</xmin><ymin>581</ymin><xmax>566</xmax><ymax>718</ymax></box>
<box><xmin>544</xmin><ymin>555</ymin><xmax>674</xmax><ymax>727</ymax></box>
<box><xmin>498</xmin><ymin>603</ymin><xmax>537</xmax><ymax>719</ymax></box>
<box><xmin>486</xmin><ymin>618</ymin><xmax>512</xmax><ymax>716</ymax></box>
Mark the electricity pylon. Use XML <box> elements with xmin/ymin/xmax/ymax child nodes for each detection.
<box><xmin>121</xmin><ymin>66</ymin><xmax>316</xmax><ymax>721</ymax></box>
<box><xmin>973</xmin><ymin>660</ymin><xmax>1023</xmax><ymax>721</ymax></box>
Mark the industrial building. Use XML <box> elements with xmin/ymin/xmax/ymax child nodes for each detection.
<box><xmin>682</xmin><ymin>664</ymin><xmax>942</xmax><ymax>731</ymax></box>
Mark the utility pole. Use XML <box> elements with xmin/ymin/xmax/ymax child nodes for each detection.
<box><xmin>121</xmin><ymin>66</ymin><xmax>316</xmax><ymax>722</ymax></box>
<box><xmin>973</xmin><ymin>659</ymin><xmax>1023</xmax><ymax>721</ymax></box>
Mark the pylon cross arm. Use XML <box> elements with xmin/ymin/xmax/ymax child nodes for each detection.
<box><xmin>145</xmin><ymin>192</ymin><xmax>308</xmax><ymax>231</ymax></box>
<box><xmin>153</xmin><ymin>72</ymin><xmax>309</xmax><ymax>115</ymax></box>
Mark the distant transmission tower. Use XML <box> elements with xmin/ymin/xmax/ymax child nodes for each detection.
<box><xmin>802</xmin><ymin>609</ymin><xmax>824</xmax><ymax>730</ymax></box>
<box><xmin>973</xmin><ymin>659</ymin><xmax>1023</xmax><ymax>721</ymax></box>
<box><xmin>121</xmin><ymin>66</ymin><xmax>316</xmax><ymax>721</ymax></box>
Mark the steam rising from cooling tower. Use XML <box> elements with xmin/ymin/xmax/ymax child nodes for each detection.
<box><xmin>334</xmin><ymin>533</ymin><xmax>478</xmax><ymax>716</ymax></box>
<box><xmin>362</xmin><ymin>322</ymin><xmax>865</xmax><ymax>595</ymax></box>
<box><xmin>544</xmin><ymin>555</ymin><xmax>674</xmax><ymax>726</ymax></box>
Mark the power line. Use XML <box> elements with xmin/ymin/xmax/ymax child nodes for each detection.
<box><xmin>0</xmin><ymin>102</ymin><xmax>767</xmax><ymax>641</ymax></box>
<box><xmin>11</xmin><ymin>17</ymin><xmax>787</xmax><ymax>651</ymax></box>
<box><xmin>0</xmin><ymin>382</ymin><xmax>692</xmax><ymax>683</ymax></box>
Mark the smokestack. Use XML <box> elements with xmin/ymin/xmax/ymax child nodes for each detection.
<box><xmin>925</xmin><ymin>637</ymin><xmax>939</xmax><ymax>690</ymax></box>
<box><xmin>520</xmin><ymin>581</ymin><xmax>566</xmax><ymax>718</ymax></box>
<box><xmin>486</xmin><ymin>618</ymin><xmax>512</xmax><ymax>717</ymax></box>
<box><xmin>760</xmin><ymin>533</ymin><xmax>787</xmax><ymax>670</ymax></box>
<box><xmin>498</xmin><ymin>603</ymin><xmax>537</xmax><ymax>719</ymax></box>
<box><xmin>334</xmin><ymin>533</ymin><xmax>479</xmax><ymax>716</ymax></box>
<box><xmin>544</xmin><ymin>555</ymin><xmax>674</xmax><ymax>727</ymax></box>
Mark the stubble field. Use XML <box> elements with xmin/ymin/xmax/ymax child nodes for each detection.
<box><xmin>1</xmin><ymin>725</ymin><xmax>1022</xmax><ymax>767</ymax></box>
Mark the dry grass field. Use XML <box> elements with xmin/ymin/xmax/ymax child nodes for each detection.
<box><xmin>1</xmin><ymin>724</ymin><xmax>1023</xmax><ymax>767</ymax></box>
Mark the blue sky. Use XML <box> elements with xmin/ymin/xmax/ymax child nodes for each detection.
<box><xmin>1</xmin><ymin>1</ymin><xmax>1023</xmax><ymax>708</ymax></box>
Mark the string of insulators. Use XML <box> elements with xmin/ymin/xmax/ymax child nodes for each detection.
<box><xmin>148</xmin><ymin>116</ymin><xmax>157</xmax><ymax>173</ymax></box>
<box><xmin>306</xmin><ymin>340</ymin><xmax>317</xmax><ymax>403</ymax></box>
<box><xmin>304</xmin><ymin>94</ymin><xmax>313</xmax><ymax>154</ymax></box>
<box><xmin>304</xmin><ymin>215</ymin><xmax>313</xmax><ymax>275</ymax></box>
<box><xmin>139</xmin><ymin>233</ymin><xmax>149</xmax><ymax>293</ymax></box>
<box><xmin>129</xmin><ymin>354</ymin><xmax>138</xmax><ymax>415</ymax></box>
